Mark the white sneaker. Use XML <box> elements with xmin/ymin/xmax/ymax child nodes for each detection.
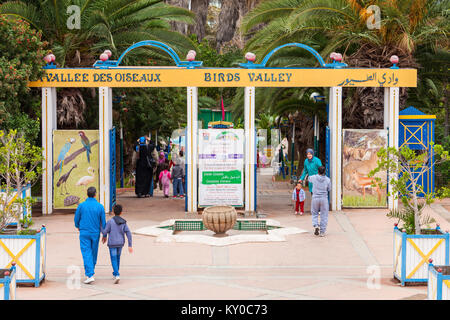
<box><xmin>114</xmin><ymin>276</ymin><xmax>120</xmax><ymax>284</ymax></box>
<box><xmin>83</xmin><ymin>277</ymin><xmax>95</xmax><ymax>284</ymax></box>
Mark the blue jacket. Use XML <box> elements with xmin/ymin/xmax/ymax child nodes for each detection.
<box><xmin>292</xmin><ymin>188</ymin><xmax>306</xmax><ymax>202</ymax></box>
<box><xmin>74</xmin><ymin>198</ymin><xmax>106</xmax><ymax>234</ymax></box>
<box><xmin>102</xmin><ymin>216</ymin><xmax>133</xmax><ymax>248</ymax></box>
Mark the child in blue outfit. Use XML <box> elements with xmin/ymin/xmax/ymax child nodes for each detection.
<box><xmin>102</xmin><ymin>204</ymin><xmax>133</xmax><ymax>283</ymax></box>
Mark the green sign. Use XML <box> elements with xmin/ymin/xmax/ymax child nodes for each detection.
<box><xmin>202</xmin><ymin>170</ymin><xmax>242</xmax><ymax>185</ymax></box>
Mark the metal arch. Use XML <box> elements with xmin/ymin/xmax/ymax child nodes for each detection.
<box><xmin>116</xmin><ymin>40</ymin><xmax>183</xmax><ymax>66</ymax></box>
<box><xmin>260</xmin><ymin>43</ymin><xmax>326</xmax><ymax>67</ymax></box>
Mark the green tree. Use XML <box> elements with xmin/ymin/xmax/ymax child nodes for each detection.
<box><xmin>370</xmin><ymin>144</ymin><xmax>449</xmax><ymax>235</ymax></box>
<box><xmin>240</xmin><ymin>0</ymin><xmax>449</xmax><ymax>128</ymax></box>
<box><xmin>0</xmin><ymin>15</ymin><xmax>47</xmax><ymax>140</ymax></box>
<box><xmin>0</xmin><ymin>0</ymin><xmax>196</xmax><ymax>127</ymax></box>
<box><xmin>0</xmin><ymin>129</ymin><xmax>43</xmax><ymax>232</ymax></box>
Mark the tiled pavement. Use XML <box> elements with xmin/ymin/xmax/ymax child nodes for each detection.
<box><xmin>15</xmin><ymin>174</ymin><xmax>449</xmax><ymax>300</ymax></box>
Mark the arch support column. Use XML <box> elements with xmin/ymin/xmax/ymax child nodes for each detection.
<box><xmin>41</xmin><ymin>87</ymin><xmax>57</xmax><ymax>215</ymax></box>
<box><xmin>387</xmin><ymin>87</ymin><xmax>400</xmax><ymax>211</ymax></box>
<box><xmin>186</xmin><ymin>87</ymin><xmax>198</xmax><ymax>213</ymax></box>
<box><xmin>99</xmin><ymin>87</ymin><xmax>113</xmax><ymax>212</ymax></box>
<box><xmin>244</xmin><ymin>87</ymin><xmax>256</xmax><ymax>213</ymax></box>
<box><xmin>329</xmin><ymin>87</ymin><xmax>342</xmax><ymax>211</ymax></box>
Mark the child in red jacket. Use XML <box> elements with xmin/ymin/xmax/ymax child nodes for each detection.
<box><xmin>292</xmin><ymin>182</ymin><xmax>306</xmax><ymax>215</ymax></box>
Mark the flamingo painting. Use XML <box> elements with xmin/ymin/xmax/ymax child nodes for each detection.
<box><xmin>75</xmin><ymin>167</ymin><xmax>96</xmax><ymax>187</ymax></box>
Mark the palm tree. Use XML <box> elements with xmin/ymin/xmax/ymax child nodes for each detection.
<box><xmin>0</xmin><ymin>0</ymin><xmax>196</xmax><ymax>126</ymax></box>
<box><xmin>240</xmin><ymin>0</ymin><xmax>449</xmax><ymax>128</ymax></box>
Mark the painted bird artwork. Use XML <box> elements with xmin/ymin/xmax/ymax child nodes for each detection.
<box><xmin>56</xmin><ymin>138</ymin><xmax>76</xmax><ymax>175</ymax></box>
<box><xmin>57</xmin><ymin>163</ymin><xmax>77</xmax><ymax>195</ymax></box>
<box><xmin>78</xmin><ymin>131</ymin><xmax>91</xmax><ymax>163</ymax></box>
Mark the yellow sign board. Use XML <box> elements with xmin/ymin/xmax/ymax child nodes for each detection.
<box><xmin>28</xmin><ymin>68</ymin><xmax>417</xmax><ymax>88</ymax></box>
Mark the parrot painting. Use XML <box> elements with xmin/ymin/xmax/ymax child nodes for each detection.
<box><xmin>78</xmin><ymin>131</ymin><xmax>91</xmax><ymax>163</ymax></box>
<box><xmin>56</xmin><ymin>138</ymin><xmax>76</xmax><ymax>175</ymax></box>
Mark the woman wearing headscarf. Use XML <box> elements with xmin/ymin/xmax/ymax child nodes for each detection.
<box><xmin>135</xmin><ymin>136</ymin><xmax>154</xmax><ymax>198</ymax></box>
<box><xmin>154</xmin><ymin>150</ymin><xmax>166</xmax><ymax>190</ymax></box>
<box><xmin>299</xmin><ymin>148</ymin><xmax>323</xmax><ymax>195</ymax></box>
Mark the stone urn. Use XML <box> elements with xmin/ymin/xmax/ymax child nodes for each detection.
<box><xmin>202</xmin><ymin>206</ymin><xmax>237</xmax><ymax>237</ymax></box>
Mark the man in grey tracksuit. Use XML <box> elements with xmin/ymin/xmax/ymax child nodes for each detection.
<box><xmin>307</xmin><ymin>166</ymin><xmax>331</xmax><ymax>237</ymax></box>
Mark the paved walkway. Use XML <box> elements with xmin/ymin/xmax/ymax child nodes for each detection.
<box><xmin>16</xmin><ymin>174</ymin><xmax>449</xmax><ymax>300</ymax></box>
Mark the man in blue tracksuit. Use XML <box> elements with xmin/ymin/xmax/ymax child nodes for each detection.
<box><xmin>74</xmin><ymin>187</ymin><xmax>106</xmax><ymax>284</ymax></box>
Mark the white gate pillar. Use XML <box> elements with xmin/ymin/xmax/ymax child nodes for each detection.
<box><xmin>329</xmin><ymin>87</ymin><xmax>342</xmax><ymax>211</ymax></box>
<box><xmin>99</xmin><ymin>87</ymin><xmax>113</xmax><ymax>212</ymax></box>
<box><xmin>384</xmin><ymin>87</ymin><xmax>390</xmax><ymax>130</ymax></box>
<box><xmin>41</xmin><ymin>87</ymin><xmax>57</xmax><ymax>215</ymax></box>
<box><xmin>186</xmin><ymin>87</ymin><xmax>198</xmax><ymax>213</ymax></box>
<box><xmin>244</xmin><ymin>87</ymin><xmax>256</xmax><ymax>213</ymax></box>
<box><xmin>388</xmin><ymin>87</ymin><xmax>400</xmax><ymax>211</ymax></box>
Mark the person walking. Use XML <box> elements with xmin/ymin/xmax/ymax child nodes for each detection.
<box><xmin>299</xmin><ymin>148</ymin><xmax>322</xmax><ymax>195</ymax></box>
<box><xmin>171</xmin><ymin>159</ymin><xmax>185</xmax><ymax>198</ymax></box>
<box><xmin>74</xmin><ymin>187</ymin><xmax>106</xmax><ymax>284</ymax></box>
<box><xmin>155</xmin><ymin>151</ymin><xmax>166</xmax><ymax>190</ymax></box>
<box><xmin>135</xmin><ymin>136</ymin><xmax>155</xmax><ymax>198</ymax></box>
<box><xmin>308</xmin><ymin>166</ymin><xmax>331</xmax><ymax>237</ymax></box>
<box><xmin>101</xmin><ymin>204</ymin><xmax>133</xmax><ymax>284</ymax></box>
<box><xmin>159</xmin><ymin>163</ymin><xmax>171</xmax><ymax>198</ymax></box>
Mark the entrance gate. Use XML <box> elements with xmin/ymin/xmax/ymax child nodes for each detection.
<box><xmin>29</xmin><ymin>41</ymin><xmax>417</xmax><ymax>214</ymax></box>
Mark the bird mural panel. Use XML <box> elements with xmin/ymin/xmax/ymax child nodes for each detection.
<box><xmin>53</xmin><ymin>130</ymin><xmax>100</xmax><ymax>209</ymax></box>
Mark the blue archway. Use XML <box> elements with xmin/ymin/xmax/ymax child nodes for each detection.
<box><xmin>239</xmin><ymin>43</ymin><xmax>346</xmax><ymax>69</ymax></box>
<box><xmin>94</xmin><ymin>40</ymin><xmax>202</xmax><ymax>68</ymax></box>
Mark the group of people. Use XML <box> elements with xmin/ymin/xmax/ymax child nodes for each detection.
<box><xmin>133</xmin><ymin>136</ymin><xmax>185</xmax><ymax>199</ymax></box>
<box><xmin>292</xmin><ymin>148</ymin><xmax>331</xmax><ymax>237</ymax></box>
<box><xmin>73</xmin><ymin>147</ymin><xmax>330</xmax><ymax>284</ymax></box>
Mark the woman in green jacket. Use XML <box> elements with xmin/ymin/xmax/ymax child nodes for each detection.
<box><xmin>299</xmin><ymin>148</ymin><xmax>323</xmax><ymax>194</ymax></box>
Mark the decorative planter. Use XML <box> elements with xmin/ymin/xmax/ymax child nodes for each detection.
<box><xmin>0</xmin><ymin>263</ymin><xmax>16</xmax><ymax>300</ymax></box>
<box><xmin>428</xmin><ymin>263</ymin><xmax>450</xmax><ymax>300</ymax></box>
<box><xmin>202</xmin><ymin>206</ymin><xmax>237</xmax><ymax>236</ymax></box>
<box><xmin>393</xmin><ymin>226</ymin><xmax>449</xmax><ymax>286</ymax></box>
<box><xmin>0</xmin><ymin>226</ymin><xmax>46</xmax><ymax>287</ymax></box>
<box><xmin>0</xmin><ymin>184</ymin><xmax>33</xmax><ymax>220</ymax></box>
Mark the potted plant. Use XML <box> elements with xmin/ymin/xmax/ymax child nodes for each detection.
<box><xmin>370</xmin><ymin>143</ymin><xmax>449</xmax><ymax>286</ymax></box>
<box><xmin>0</xmin><ymin>262</ymin><xmax>16</xmax><ymax>300</ymax></box>
<box><xmin>0</xmin><ymin>129</ymin><xmax>46</xmax><ymax>287</ymax></box>
<box><xmin>428</xmin><ymin>260</ymin><xmax>450</xmax><ymax>300</ymax></box>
